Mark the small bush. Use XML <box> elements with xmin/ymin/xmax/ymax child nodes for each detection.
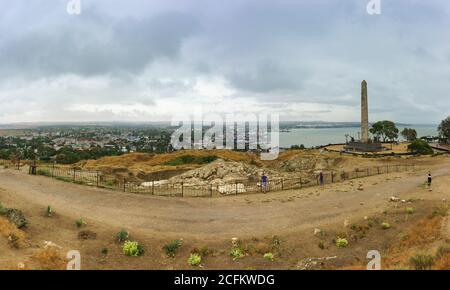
<box><xmin>381</xmin><ymin>222</ymin><xmax>391</xmax><ymax>230</ymax></box>
<box><xmin>4</xmin><ymin>208</ymin><xmax>27</xmax><ymax>228</ymax></box>
<box><xmin>101</xmin><ymin>247</ymin><xmax>108</xmax><ymax>255</ymax></box>
<box><xmin>188</xmin><ymin>253</ymin><xmax>202</xmax><ymax>266</ymax></box>
<box><xmin>123</xmin><ymin>240</ymin><xmax>144</xmax><ymax>256</ymax></box>
<box><xmin>318</xmin><ymin>241</ymin><xmax>325</xmax><ymax>250</ymax></box>
<box><xmin>410</xmin><ymin>254</ymin><xmax>434</xmax><ymax>270</ymax></box>
<box><xmin>407</xmin><ymin>139</ymin><xmax>433</xmax><ymax>155</ymax></box>
<box><xmin>405</xmin><ymin>207</ymin><xmax>414</xmax><ymax>214</ymax></box>
<box><xmin>335</xmin><ymin>238</ymin><xmax>348</xmax><ymax>248</ymax></box>
<box><xmin>263</xmin><ymin>252</ymin><xmax>274</xmax><ymax>261</ymax></box>
<box><xmin>116</xmin><ymin>229</ymin><xmax>129</xmax><ymax>243</ymax></box>
<box><xmin>46</xmin><ymin>206</ymin><xmax>53</xmax><ymax>217</ymax></box>
<box><xmin>75</xmin><ymin>218</ymin><xmax>86</xmax><ymax>228</ymax></box>
<box><xmin>431</xmin><ymin>206</ymin><xmax>448</xmax><ymax>217</ymax></box>
<box><xmin>230</xmin><ymin>248</ymin><xmax>244</xmax><ymax>260</ymax></box>
<box><xmin>436</xmin><ymin>246</ymin><xmax>450</xmax><ymax>259</ymax></box>
<box><xmin>163</xmin><ymin>239</ymin><xmax>183</xmax><ymax>257</ymax></box>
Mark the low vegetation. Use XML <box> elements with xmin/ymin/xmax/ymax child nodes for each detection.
<box><xmin>188</xmin><ymin>253</ymin><xmax>202</xmax><ymax>266</ymax></box>
<box><xmin>407</xmin><ymin>139</ymin><xmax>433</xmax><ymax>155</ymax></box>
<box><xmin>410</xmin><ymin>254</ymin><xmax>434</xmax><ymax>270</ymax></box>
<box><xmin>75</xmin><ymin>218</ymin><xmax>86</xmax><ymax>228</ymax></box>
<box><xmin>230</xmin><ymin>247</ymin><xmax>245</xmax><ymax>260</ymax></box>
<box><xmin>335</xmin><ymin>238</ymin><xmax>348</xmax><ymax>248</ymax></box>
<box><xmin>116</xmin><ymin>229</ymin><xmax>129</xmax><ymax>243</ymax></box>
<box><xmin>163</xmin><ymin>239</ymin><xmax>183</xmax><ymax>257</ymax></box>
<box><xmin>123</xmin><ymin>240</ymin><xmax>144</xmax><ymax>256</ymax></box>
<box><xmin>263</xmin><ymin>252</ymin><xmax>274</xmax><ymax>261</ymax></box>
<box><xmin>381</xmin><ymin>222</ymin><xmax>391</xmax><ymax>230</ymax></box>
<box><xmin>163</xmin><ymin>155</ymin><xmax>218</xmax><ymax>166</ymax></box>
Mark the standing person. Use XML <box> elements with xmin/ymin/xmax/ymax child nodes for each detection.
<box><xmin>261</xmin><ymin>172</ymin><xmax>268</xmax><ymax>193</ymax></box>
<box><xmin>319</xmin><ymin>171</ymin><xmax>324</xmax><ymax>185</ymax></box>
<box><xmin>427</xmin><ymin>172</ymin><xmax>432</xmax><ymax>190</ymax></box>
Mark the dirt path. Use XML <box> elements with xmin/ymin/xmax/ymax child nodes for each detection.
<box><xmin>1</xmin><ymin>159</ymin><xmax>449</xmax><ymax>242</ymax></box>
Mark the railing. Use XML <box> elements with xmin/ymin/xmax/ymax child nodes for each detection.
<box><xmin>30</xmin><ymin>163</ymin><xmax>415</xmax><ymax>198</ymax></box>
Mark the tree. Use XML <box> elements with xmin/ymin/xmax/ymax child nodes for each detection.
<box><xmin>401</xmin><ymin>128</ymin><xmax>417</xmax><ymax>142</ymax></box>
<box><xmin>369</xmin><ymin>121</ymin><xmax>399</xmax><ymax>142</ymax></box>
<box><xmin>438</xmin><ymin>117</ymin><xmax>450</xmax><ymax>143</ymax></box>
<box><xmin>407</xmin><ymin>139</ymin><xmax>433</xmax><ymax>155</ymax></box>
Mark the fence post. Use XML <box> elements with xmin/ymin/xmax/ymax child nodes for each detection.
<box><xmin>210</xmin><ymin>184</ymin><xmax>213</xmax><ymax>197</ymax></box>
<box><xmin>73</xmin><ymin>168</ymin><xmax>76</xmax><ymax>182</ymax></box>
<box><xmin>123</xmin><ymin>179</ymin><xmax>126</xmax><ymax>192</ymax></box>
<box><xmin>235</xmin><ymin>181</ymin><xmax>238</xmax><ymax>195</ymax></box>
<box><xmin>281</xmin><ymin>179</ymin><xmax>284</xmax><ymax>190</ymax></box>
<box><xmin>355</xmin><ymin>169</ymin><xmax>358</xmax><ymax>178</ymax></box>
<box><xmin>152</xmin><ymin>180</ymin><xmax>155</xmax><ymax>195</ymax></box>
<box><xmin>377</xmin><ymin>167</ymin><xmax>380</xmax><ymax>174</ymax></box>
<box><xmin>181</xmin><ymin>182</ymin><xmax>184</xmax><ymax>197</ymax></box>
<box><xmin>299</xmin><ymin>178</ymin><xmax>302</xmax><ymax>188</ymax></box>
<box><xmin>96</xmin><ymin>171</ymin><xmax>99</xmax><ymax>187</ymax></box>
<box><xmin>331</xmin><ymin>172</ymin><xmax>334</xmax><ymax>183</ymax></box>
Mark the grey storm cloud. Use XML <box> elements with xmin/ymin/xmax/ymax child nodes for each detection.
<box><xmin>0</xmin><ymin>0</ymin><xmax>449</xmax><ymax>123</ymax></box>
<box><xmin>0</xmin><ymin>8</ymin><xmax>199</xmax><ymax>77</ymax></box>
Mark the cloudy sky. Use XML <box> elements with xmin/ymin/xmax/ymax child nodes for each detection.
<box><xmin>0</xmin><ymin>0</ymin><xmax>449</xmax><ymax>124</ymax></box>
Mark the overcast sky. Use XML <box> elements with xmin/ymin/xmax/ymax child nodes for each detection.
<box><xmin>0</xmin><ymin>0</ymin><xmax>449</xmax><ymax>124</ymax></box>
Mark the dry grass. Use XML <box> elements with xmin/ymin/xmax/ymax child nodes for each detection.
<box><xmin>0</xmin><ymin>216</ymin><xmax>26</xmax><ymax>248</ymax></box>
<box><xmin>30</xmin><ymin>247</ymin><xmax>66</xmax><ymax>270</ymax></box>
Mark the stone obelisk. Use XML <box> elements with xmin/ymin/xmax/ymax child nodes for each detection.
<box><xmin>361</xmin><ymin>80</ymin><xmax>369</xmax><ymax>143</ymax></box>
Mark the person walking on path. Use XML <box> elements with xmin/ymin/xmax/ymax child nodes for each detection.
<box><xmin>427</xmin><ymin>172</ymin><xmax>432</xmax><ymax>191</ymax></box>
<box><xmin>319</xmin><ymin>171</ymin><xmax>324</xmax><ymax>186</ymax></box>
<box><xmin>261</xmin><ymin>172</ymin><xmax>268</xmax><ymax>193</ymax></box>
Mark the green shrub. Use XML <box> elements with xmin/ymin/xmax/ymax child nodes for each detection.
<box><xmin>46</xmin><ymin>205</ymin><xmax>53</xmax><ymax>217</ymax></box>
<box><xmin>116</xmin><ymin>229</ymin><xmax>129</xmax><ymax>243</ymax></box>
<box><xmin>230</xmin><ymin>248</ymin><xmax>244</xmax><ymax>260</ymax></box>
<box><xmin>410</xmin><ymin>254</ymin><xmax>434</xmax><ymax>270</ymax></box>
<box><xmin>407</xmin><ymin>140</ymin><xmax>433</xmax><ymax>155</ymax></box>
<box><xmin>335</xmin><ymin>238</ymin><xmax>348</xmax><ymax>248</ymax></box>
<box><xmin>381</xmin><ymin>222</ymin><xmax>391</xmax><ymax>230</ymax></box>
<box><xmin>405</xmin><ymin>207</ymin><xmax>414</xmax><ymax>214</ymax></box>
<box><xmin>163</xmin><ymin>155</ymin><xmax>218</xmax><ymax>166</ymax></box>
<box><xmin>163</xmin><ymin>239</ymin><xmax>183</xmax><ymax>257</ymax></box>
<box><xmin>75</xmin><ymin>218</ymin><xmax>86</xmax><ymax>228</ymax></box>
<box><xmin>123</xmin><ymin>240</ymin><xmax>144</xmax><ymax>256</ymax></box>
<box><xmin>101</xmin><ymin>247</ymin><xmax>108</xmax><ymax>255</ymax></box>
<box><xmin>188</xmin><ymin>253</ymin><xmax>202</xmax><ymax>266</ymax></box>
<box><xmin>263</xmin><ymin>252</ymin><xmax>274</xmax><ymax>261</ymax></box>
<box><xmin>318</xmin><ymin>241</ymin><xmax>325</xmax><ymax>250</ymax></box>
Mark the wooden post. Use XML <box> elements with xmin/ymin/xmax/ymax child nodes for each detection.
<box><xmin>235</xmin><ymin>181</ymin><xmax>238</xmax><ymax>195</ymax></box>
<box><xmin>73</xmin><ymin>168</ymin><xmax>76</xmax><ymax>182</ymax></box>
<box><xmin>181</xmin><ymin>182</ymin><xmax>184</xmax><ymax>197</ymax></box>
<box><xmin>377</xmin><ymin>167</ymin><xmax>380</xmax><ymax>174</ymax></box>
<box><xmin>299</xmin><ymin>178</ymin><xmax>302</xmax><ymax>188</ymax></box>
<box><xmin>96</xmin><ymin>171</ymin><xmax>99</xmax><ymax>187</ymax></box>
<box><xmin>210</xmin><ymin>184</ymin><xmax>213</xmax><ymax>197</ymax></box>
<box><xmin>331</xmin><ymin>172</ymin><xmax>334</xmax><ymax>183</ymax></box>
<box><xmin>152</xmin><ymin>180</ymin><xmax>155</xmax><ymax>195</ymax></box>
<box><xmin>281</xmin><ymin>179</ymin><xmax>284</xmax><ymax>190</ymax></box>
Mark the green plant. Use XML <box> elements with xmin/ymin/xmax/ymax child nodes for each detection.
<box><xmin>163</xmin><ymin>239</ymin><xmax>183</xmax><ymax>257</ymax></box>
<box><xmin>188</xmin><ymin>253</ymin><xmax>202</xmax><ymax>266</ymax></box>
<box><xmin>431</xmin><ymin>206</ymin><xmax>448</xmax><ymax>217</ymax></box>
<box><xmin>335</xmin><ymin>238</ymin><xmax>348</xmax><ymax>248</ymax></box>
<box><xmin>381</xmin><ymin>222</ymin><xmax>391</xmax><ymax>230</ymax></box>
<box><xmin>3</xmin><ymin>208</ymin><xmax>27</xmax><ymax>228</ymax></box>
<box><xmin>263</xmin><ymin>252</ymin><xmax>274</xmax><ymax>261</ymax></box>
<box><xmin>116</xmin><ymin>229</ymin><xmax>129</xmax><ymax>243</ymax></box>
<box><xmin>101</xmin><ymin>247</ymin><xmax>108</xmax><ymax>255</ymax></box>
<box><xmin>410</xmin><ymin>254</ymin><xmax>434</xmax><ymax>270</ymax></box>
<box><xmin>46</xmin><ymin>205</ymin><xmax>53</xmax><ymax>217</ymax></box>
<box><xmin>436</xmin><ymin>246</ymin><xmax>450</xmax><ymax>259</ymax></box>
<box><xmin>407</xmin><ymin>139</ymin><xmax>433</xmax><ymax>155</ymax></box>
<box><xmin>405</xmin><ymin>207</ymin><xmax>414</xmax><ymax>214</ymax></box>
<box><xmin>75</xmin><ymin>218</ymin><xmax>86</xmax><ymax>228</ymax></box>
<box><xmin>318</xmin><ymin>241</ymin><xmax>325</xmax><ymax>250</ymax></box>
<box><xmin>123</xmin><ymin>240</ymin><xmax>144</xmax><ymax>256</ymax></box>
<box><xmin>229</xmin><ymin>248</ymin><xmax>244</xmax><ymax>260</ymax></box>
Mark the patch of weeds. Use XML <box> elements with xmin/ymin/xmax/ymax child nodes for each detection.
<box><xmin>46</xmin><ymin>206</ymin><xmax>53</xmax><ymax>217</ymax></box>
<box><xmin>431</xmin><ymin>206</ymin><xmax>448</xmax><ymax>217</ymax></box>
<box><xmin>436</xmin><ymin>245</ymin><xmax>450</xmax><ymax>259</ymax></box>
<box><xmin>318</xmin><ymin>241</ymin><xmax>325</xmax><ymax>250</ymax></box>
<box><xmin>230</xmin><ymin>247</ymin><xmax>245</xmax><ymax>260</ymax></box>
<box><xmin>381</xmin><ymin>222</ymin><xmax>391</xmax><ymax>230</ymax></box>
<box><xmin>410</xmin><ymin>254</ymin><xmax>434</xmax><ymax>270</ymax></box>
<box><xmin>263</xmin><ymin>252</ymin><xmax>274</xmax><ymax>261</ymax></box>
<box><xmin>191</xmin><ymin>247</ymin><xmax>212</xmax><ymax>257</ymax></box>
<box><xmin>405</xmin><ymin>207</ymin><xmax>414</xmax><ymax>215</ymax></box>
<box><xmin>75</xmin><ymin>218</ymin><xmax>86</xmax><ymax>228</ymax></box>
<box><xmin>188</xmin><ymin>253</ymin><xmax>202</xmax><ymax>266</ymax></box>
<box><xmin>116</xmin><ymin>229</ymin><xmax>129</xmax><ymax>243</ymax></box>
<box><xmin>123</xmin><ymin>240</ymin><xmax>144</xmax><ymax>256</ymax></box>
<box><xmin>3</xmin><ymin>208</ymin><xmax>27</xmax><ymax>228</ymax></box>
<box><xmin>8</xmin><ymin>234</ymin><xmax>20</xmax><ymax>248</ymax></box>
<box><xmin>101</xmin><ymin>247</ymin><xmax>108</xmax><ymax>255</ymax></box>
<box><xmin>163</xmin><ymin>239</ymin><xmax>183</xmax><ymax>257</ymax></box>
<box><xmin>335</xmin><ymin>238</ymin><xmax>348</xmax><ymax>248</ymax></box>
<box><xmin>271</xmin><ymin>235</ymin><xmax>281</xmax><ymax>246</ymax></box>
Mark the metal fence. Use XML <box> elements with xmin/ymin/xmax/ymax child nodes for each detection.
<box><xmin>31</xmin><ymin>163</ymin><xmax>415</xmax><ymax>198</ymax></box>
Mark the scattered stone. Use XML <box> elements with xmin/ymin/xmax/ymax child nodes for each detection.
<box><xmin>313</xmin><ymin>228</ymin><xmax>322</xmax><ymax>236</ymax></box>
<box><xmin>344</xmin><ymin>219</ymin><xmax>350</xmax><ymax>228</ymax></box>
<box><xmin>43</xmin><ymin>241</ymin><xmax>62</xmax><ymax>249</ymax></box>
